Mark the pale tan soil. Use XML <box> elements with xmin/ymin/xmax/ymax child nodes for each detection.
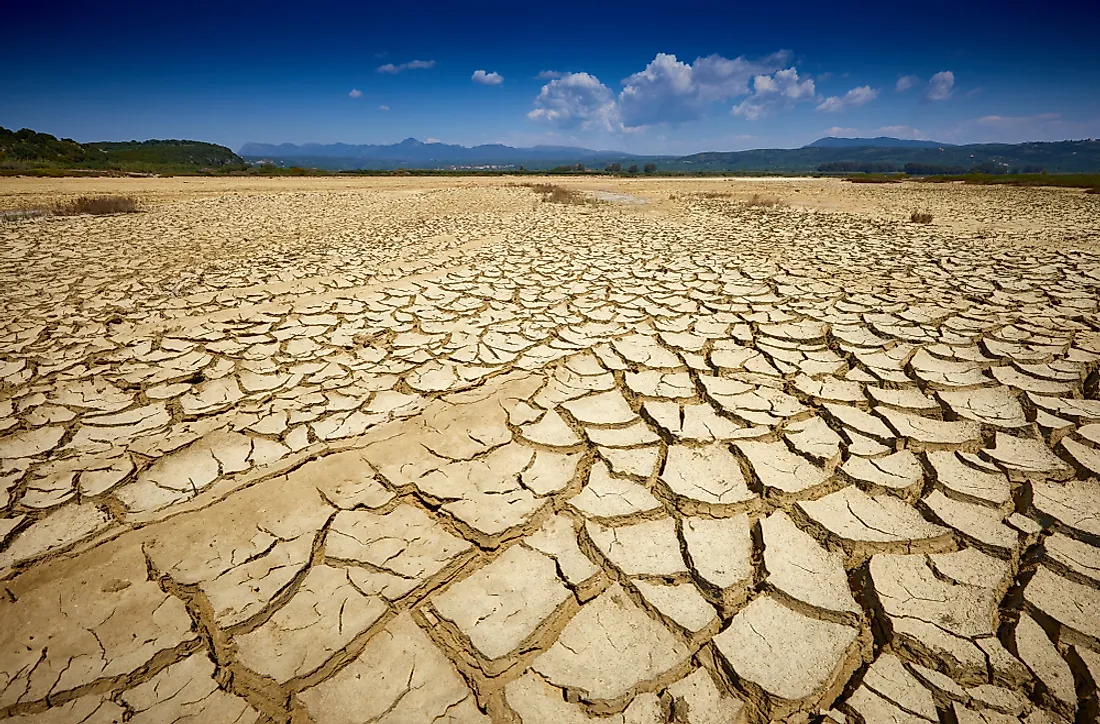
<box><xmin>0</xmin><ymin>177</ymin><xmax>1099</xmax><ymax>723</ymax></box>
<box><xmin>5</xmin><ymin>174</ymin><xmax>1095</xmax><ymax>244</ymax></box>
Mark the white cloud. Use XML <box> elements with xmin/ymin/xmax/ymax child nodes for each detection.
<box><xmin>976</xmin><ymin>112</ymin><xmax>1061</xmax><ymax>127</ymax></box>
<box><xmin>938</xmin><ymin>113</ymin><xmax>1100</xmax><ymax>144</ymax></box>
<box><xmin>896</xmin><ymin>75</ymin><xmax>920</xmax><ymax>92</ymax></box>
<box><xmin>528</xmin><ymin>72</ymin><xmax>619</xmax><ymax>130</ymax></box>
<box><xmin>731</xmin><ymin>68</ymin><xmax>815</xmax><ymax>120</ymax></box>
<box><xmin>472</xmin><ymin>70</ymin><xmax>503</xmax><ymax>85</ymax></box>
<box><xmin>425</xmin><ymin>137</ymin><xmax>441</xmax><ymax>143</ymax></box>
<box><xmin>348</xmin><ymin>89</ymin><xmax>363</xmax><ymax>98</ymax></box>
<box><xmin>617</xmin><ymin>51</ymin><xmax>789</xmax><ymax>127</ymax></box>
<box><xmin>378</xmin><ymin>105</ymin><xmax>390</xmax><ymax>111</ymax></box>
<box><xmin>816</xmin><ymin>85</ymin><xmax>878</xmax><ymax>112</ymax></box>
<box><xmin>536</xmin><ymin>70</ymin><xmax>564</xmax><ymax>79</ymax></box>
<box><xmin>377</xmin><ymin>59</ymin><xmax>436</xmax><ymax>74</ymax></box>
<box><xmin>924</xmin><ymin>71</ymin><xmax>954</xmax><ymax>100</ymax></box>
<box><xmin>820</xmin><ymin>125</ymin><xmax>928</xmax><ymax>140</ymax></box>
<box><xmin>877</xmin><ymin>125</ymin><xmax>925</xmax><ymax>139</ymax></box>
<box><xmin>528</xmin><ymin>51</ymin><xmax>796</xmax><ymax>131</ymax></box>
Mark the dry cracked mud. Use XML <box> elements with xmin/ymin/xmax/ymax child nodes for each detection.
<box><xmin>1</xmin><ymin>175</ymin><xmax>1099</xmax><ymax>723</ymax></box>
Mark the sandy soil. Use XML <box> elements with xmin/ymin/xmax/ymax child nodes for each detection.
<box><xmin>0</xmin><ymin>177</ymin><xmax>1099</xmax><ymax>723</ymax></box>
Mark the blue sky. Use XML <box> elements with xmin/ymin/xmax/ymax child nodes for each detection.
<box><xmin>3</xmin><ymin>0</ymin><xmax>1098</xmax><ymax>154</ymax></box>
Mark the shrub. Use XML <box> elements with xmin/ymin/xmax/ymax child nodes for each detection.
<box><xmin>819</xmin><ymin>161</ymin><xmax>900</xmax><ymax>174</ymax></box>
<box><xmin>521</xmin><ymin>183</ymin><xmax>598</xmax><ymax>206</ymax></box>
<box><xmin>910</xmin><ymin>210</ymin><xmax>933</xmax><ymax>224</ymax></box>
<box><xmin>0</xmin><ymin>210</ymin><xmax>46</xmax><ymax>223</ymax></box>
<box><xmin>845</xmin><ymin>174</ymin><xmax>904</xmax><ymax>184</ymax></box>
<box><xmin>745</xmin><ymin>193</ymin><xmax>784</xmax><ymax>208</ymax></box>
<box><xmin>50</xmin><ymin>195</ymin><xmax>140</xmax><ymax>216</ymax></box>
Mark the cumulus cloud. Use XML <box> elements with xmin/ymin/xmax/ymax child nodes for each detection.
<box><xmin>816</xmin><ymin>85</ymin><xmax>878</xmax><ymax>112</ymax></box>
<box><xmin>877</xmin><ymin>125</ymin><xmax>925</xmax><ymax>139</ymax></box>
<box><xmin>471</xmin><ymin>70</ymin><xmax>503</xmax><ymax>85</ymax></box>
<box><xmin>377</xmin><ymin>59</ymin><xmax>436</xmax><ymax>74</ymax></box>
<box><xmin>964</xmin><ymin>113</ymin><xmax>1081</xmax><ymax>141</ymax></box>
<box><xmin>536</xmin><ymin>70</ymin><xmax>564</xmax><ymax>79</ymax></box>
<box><xmin>731</xmin><ymin>68</ymin><xmax>815</xmax><ymax>120</ymax></box>
<box><xmin>896</xmin><ymin>75</ymin><xmax>920</xmax><ymax>92</ymax></box>
<box><xmin>924</xmin><ymin>71</ymin><xmax>955</xmax><ymax>100</ymax></box>
<box><xmin>617</xmin><ymin>51</ymin><xmax>790</xmax><ymax>127</ymax></box>
<box><xmin>976</xmin><ymin>112</ymin><xmax>1061</xmax><ymax>127</ymax></box>
<box><xmin>528</xmin><ymin>51</ymin><xmax>796</xmax><ymax>131</ymax></box>
<box><xmin>527</xmin><ymin>72</ymin><xmax>619</xmax><ymax>130</ymax></box>
<box><xmin>378</xmin><ymin>105</ymin><xmax>390</xmax><ymax>111</ymax></box>
<box><xmin>824</xmin><ymin>126</ymin><xmax>859</xmax><ymax>136</ymax></box>
<box><xmin>348</xmin><ymin>89</ymin><xmax>363</xmax><ymax>98</ymax></box>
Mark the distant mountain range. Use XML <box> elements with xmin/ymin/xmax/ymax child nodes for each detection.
<box><xmin>4</xmin><ymin>126</ymin><xmax>1098</xmax><ymax>175</ymax></box>
<box><xmin>240</xmin><ymin>136</ymin><xmax>1100</xmax><ymax>173</ymax></box>
<box><xmin>238</xmin><ymin>138</ymin><xmax>648</xmax><ymax>170</ymax></box>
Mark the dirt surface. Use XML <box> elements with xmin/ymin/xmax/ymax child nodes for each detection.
<box><xmin>1</xmin><ymin>176</ymin><xmax>1099</xmax><ymax>723</ymax></box>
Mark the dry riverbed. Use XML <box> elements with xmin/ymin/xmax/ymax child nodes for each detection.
<box><xmin>1</xmin><ymin>176</ymin><xmax>1099</xmax><ymax>723</ymax></box>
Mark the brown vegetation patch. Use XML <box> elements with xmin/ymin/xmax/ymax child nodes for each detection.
<box><xmin>50</xmin><ymin>195</ymin><xmax>141</xmax><ymax>216</ymax></box>
<box><xmin>745</xmin><ymin>193</ymin><xmax>785</xmax><ymax>208</ymax></box>
<box><xmin>845</xmin><ymin>175</ymin><xmax>904</xmax><ymax>184</ymax></box>
<box><xmin>520</xmin><ymin>183</ymin><xmax>600</xmax><ymax>206</ymax></box>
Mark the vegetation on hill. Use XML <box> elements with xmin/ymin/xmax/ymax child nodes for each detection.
<box><xmin>0</xmin><ymin>126</ymin><xmax>245</xmax><ymax>173</ymax></box>
<box><xmin>85</xmin><ymin>139</ymin><xmax>243</xmax><ymax>168</ymax></box>
<box><xmin>0</xmin><ymin>127</ymin><xmax>101</xmax><ymax>165</ymax></box>
<box><xmin>674</xmin><ymin>140</ymin><xmax>1100</xmax><ymax>174</ymax></box>
<box><xmin>3</xmin><ymin>126</ymin><xmax>1100</xmax><ymax>182</ymax></box>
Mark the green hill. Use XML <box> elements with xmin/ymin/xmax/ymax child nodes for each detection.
<box><xmin>0</xmin><ymin>127</ymin><xmax>98</xmax><ymax>165</ymax></box>
<box><xmin>0</xmin><ymin>127</ymin><xmax>244</xmax><ymax>173</ymax></box>
<box><xmin>4</xmin><ymin>125</ymin><xmax>1099</xmax><ymax>176</ymax></box>
<box><xmin>668</xmin><ymin>140</ymin><xmax>1100</xmax><ymax>174</ymax></box>
<box><xmin>86</xmin><ymin>139</ymin><xmax>244</xmax><ymax>168</ymax></box>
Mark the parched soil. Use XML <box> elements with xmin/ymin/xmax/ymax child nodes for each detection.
<box><xmin>0</xmin><ymin>176</ymin><xmax>1099</xmax><ymax>723</ymax></box>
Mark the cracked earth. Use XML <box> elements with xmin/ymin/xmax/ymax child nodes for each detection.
<box><xmin>1</xmin><ymin>176</ymin><xmax>1100</xmax><ymax>723</ymax></box>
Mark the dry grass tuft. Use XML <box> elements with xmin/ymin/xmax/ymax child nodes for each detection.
<box><xmin>50</xmin><ymin>195</ymin><xmax>141</xmax><ymax>216</ymax></box>
<box><xmin>697</xmin><ymin>191</ymin><xmax>733</xmax><ymax>199</ymax></box>
<box><xmin>845</xmin><ymin>175</ymin><xmax>903</xmax><ymax>184</ymax></box>
<box><xmin>521</xmin><ymin>183</ymin><xmax>599</xmax><ymax>206</ymax></box>
<box><xmin>0</xmin><ymin>210</ymin><xmax>46</xmax><ymax>223</ymax></box>
<box><xmin>745</xmin><ymin>193</ymin><xmax>785</xmax><ymax>208</ymax></box>
<box><xmin>909</xmin><ymin>210</ymin><xmax>934</xmax><ymax>224</ymax></box>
